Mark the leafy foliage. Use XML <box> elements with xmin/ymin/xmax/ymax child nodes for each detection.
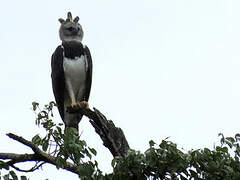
<box><xmin>111</xmin><ymin>135</ymin><xmax>240</xmax><ymax>180</ymax></box>
<box><xmin>1</xmin><ymin>102</ymin><xmax>240</xmax><ymax>180</ymax></box>
<box><xmin>0</xmin><ymin>170</ymin><xmax>28</xmax><ymax>180</ymax></box>
<box><xmin>31</xmin><ymin>102</ymin><xmax>102</xmax><ymax>179</ymax></box>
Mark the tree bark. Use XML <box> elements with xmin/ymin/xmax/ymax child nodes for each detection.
<box><xmin>68</xmin><ymin>106</ymin><xmax>130</xmax><ymax>157</ymax></box>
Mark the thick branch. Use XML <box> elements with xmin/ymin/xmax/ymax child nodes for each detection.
<box><xmin>0</xmin><ymin>153</ymin><xmax>39</xmax><ymax>162</ymax></box>
<box><xmin>68</xmin><ymin>107</ymin><xmax>130</xmax><ymax>157</ymax></box>
<box><xmin>2</xmin><ymin>134</ymin><xmax>77</xmax><ymax>174</ymax></box>
<box><xmin>7</xmin><ymin>133</ymin><xmax>41</xmax><ymax>154</ymax></box>
<box><xmin>0</xmin><ymin>153</ymin><xmax>44</xmax><ymax>172</ymax></box>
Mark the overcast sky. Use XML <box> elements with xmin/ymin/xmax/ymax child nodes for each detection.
<box><xmin>1</xmin><ymin>0</ymin><xmax>240</xmax><ymax>179</ymax></box>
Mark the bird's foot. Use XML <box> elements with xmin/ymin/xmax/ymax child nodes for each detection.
<box><xmin>67</xmin><ymin>105</ymin><xmax>80</xmax><ymax>113</ymax></box>
<box><xmin>66</xmin><ymin>101</ymin><xmax>89</xmax><ymax>113</ymax></box>
<box><xmin>67</xmin><ymin>101</ymin><xmax>80</xmax><ymax>113</ymax></box>
<box><xmin>71</xmin><ymin>100</ymin><xmax>78</xmax><ymax>107</ymax></box>
<box><xmin>79</xmin><ymin>101</ymin><xmax>89</xmax><ymax>109</ymax></box>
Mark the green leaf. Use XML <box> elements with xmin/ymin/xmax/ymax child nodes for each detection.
<box><xmin>189</xmin><ymin>169</ymin><xmax>198</xmax><ymax>178</ymax></box>
<box><xmin>32</xmin><ymin>102</ymin><xmax>39</xmax><ymax>111</ymax></box>
<box><xmin>111</xmin><ymin>158</ymin><xmax>117</xmax><ymax>168</ymax></box>
<box><xmin>3</xmin><ymin>174</ymin><xmax>10</xmax><ymax>180</ymax></box>
<box><xmin>42</xmin><ymin>140</ymin><xmax>49</xmax><ymax>152</ymax></box>
<box><xmin>225</xmin><ymin>141</ymin><xmax>233</xmax><ymax>148</ymax></box>
<box><xmin>31</xmin><ymin>135</ymin><xmax>41</xmax><ymax>146</ymax></box>
<box><xmin>9</xmin><ymin>171</ymin><xmax>18</xmax><ymax>180</ymax></box>
<box><xmin>226</xmin><ymin>137</ymin><xmax>235</xmax><ymax>143</ymax></box>
<box><xmin>55</xmin><ymin>156</ymin><xmax>65</xmax><ymax>169</ymax></box>
<box><xmin>0</xmin><ymin>161</ymin><xmax>9</xmax><ymax>170</ymax></box>
<box><xmin>88</xmin><ymin>147</ymin><xmax>97</xmax><ymax>156</ymax></box>
<box><xmin>149</xmin><ymin>140</ymin><xmax>155</xmax><ymax>147</ymax></box>
<box><xmin>235</xmin><ymin>133</ymin><xmax>240</xmax><ymax>141</ymax></box>
<box><xmin>20</xmin><ymin>176</ymin><xmax>28</xmax><ymax>180</ymax></box>
<box><xmin>180</xmin><ymin>175</ymin><xmax>188</xmax><ymax>180</ymax></box>
<box><xmin>85</xmin><ymin>148</ymin><xmax>92</xmax><ymax>159</ymax></box>
<box><xmin>216</xmin><ymin>146</ymin><xmax>228</xmax><ymax>153</ymax></box>
<box><xmin>77</xmin><ymin>163</ymin><xmax>94</xmax><ymax>178</ymax></box>
<box><xmin>204</xmin><ymin>148</ymin><xmax>211</xmax><ymax>155</ymax></box>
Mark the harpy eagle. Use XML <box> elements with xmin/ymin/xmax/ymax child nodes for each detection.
<box><xmin>51</xmin><ymin>12</ymin><xmax>92</xmax><ymax>130</ymax></box>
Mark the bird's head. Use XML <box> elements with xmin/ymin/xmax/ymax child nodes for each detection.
<box><xmin>58</xmin><ymin>12</ymin><xmax>84</xmax><ymax>43</ymax></box>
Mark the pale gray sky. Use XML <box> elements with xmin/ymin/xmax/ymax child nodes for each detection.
<box><xmin>1</xmin><ymin>0</ymin><xmax>240</xmax><ymax>179</ymax></box>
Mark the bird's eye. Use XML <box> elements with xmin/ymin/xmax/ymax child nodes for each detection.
<box><xmin>67</xmin><ymin>27</ymin><xmax>74</xmax><ymax>31</ymax></box>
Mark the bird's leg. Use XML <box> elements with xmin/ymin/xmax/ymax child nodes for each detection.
<box><xmin>79</xmin><ymin>101</ymin><xmax>89</xmax><ymax>109</ymax></box>
<box><xmin>66</xmin><ymin>98</ymin><xmax>80</xmax><ymax>113</ymax></box>
<box><xmin>71</xmin><ymin>99</ymin><xmax>78</xmax><ymax>107</ymax></box>
<box><xmin>71</xmin><ymin>98</ymin><xmax>81</xmax><ymax>111</ymax></box>
<box><xmin>65</xmin><ymin>79</ymin><xmax>79</xmax><ymax>108</ymax></box>
<box><xmin>67</xmin><ymin>100</ymin><xmax>89</xmax><ymax>113</ymax></box>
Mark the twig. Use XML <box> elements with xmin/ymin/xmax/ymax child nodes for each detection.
<box><xmin>9</xmin><ymin>162</ymin><xmax>45</xmax><ymax>173</ymax></box>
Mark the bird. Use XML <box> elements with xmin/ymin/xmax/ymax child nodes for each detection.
<box><xmin>51</xmin><ymin>12</ymin><xmax>92</xmax><ymax>131</ymax></box>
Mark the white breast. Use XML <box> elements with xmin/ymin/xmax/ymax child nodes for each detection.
<box><xmin>63</xmin><ymin>55</ymin><xmax>87</xmax><ymax>101</ymax></box>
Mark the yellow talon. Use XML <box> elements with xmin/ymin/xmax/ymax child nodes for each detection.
<box><xmin>71</xmin><ymin>100</ymin><xmax>78</xmax><ymax>106</ymax></box>
<box><xmin>79</xmin><ymin>101</ymin><xmax>89</xmax><ymax>109</ymax></box>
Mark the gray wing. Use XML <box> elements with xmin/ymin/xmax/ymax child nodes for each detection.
<box><xmin>51</xmin><ymin>45</ymin><xmax>65</xmax><ymax>121</ymax></box>
<box><xmin>83</xmin><ymin>45</ymin><xmax>93</xmax><ymax>101</ymax></box>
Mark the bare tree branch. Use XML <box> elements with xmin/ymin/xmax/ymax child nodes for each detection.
<box><xmin>0</xmin><ymin>153</ymin><xmax>39</xmax><ymax>162</ymax></box>
<box><xmin>0</xmin><ymin>153</ymin><xmax>43</xmax><ymax>172</ymax></box>
<box><xmin>7</xmin><ymin>133</ymin><xmax>42</xmax><ymax>154</ymax></box>
<box><xmin>8</xmin><ymin>161</ymin><xmax>45</xmax><ymax>173</ymax></box>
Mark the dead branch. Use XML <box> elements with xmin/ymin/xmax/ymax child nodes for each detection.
<box><xmin>67</xmin><ymin>107</ymin><xmax>130</xmax><ymax>157</ymax></box>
